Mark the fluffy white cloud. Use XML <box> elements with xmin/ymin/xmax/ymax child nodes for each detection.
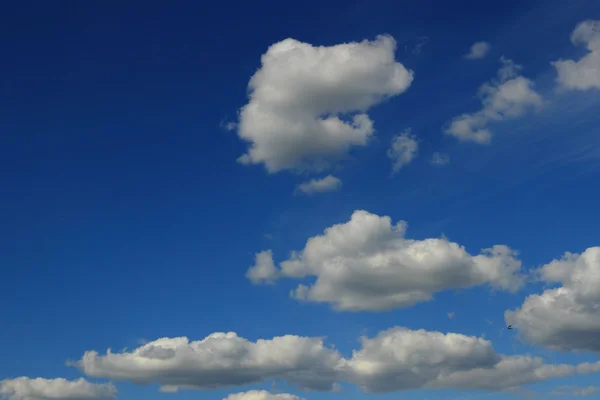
<box><xmin>223</xmin><ymin>391</ymin><xmax>304</xmax><ymax>400</ymax></box>
<box><xmin>505</xmin><ymin>246</ymin><xmax>600</xmax><ymax>353</ymax></box>
<box><xmin>73</xmin><ymin>332</ymin><xmax>342</xmax><ymax>392</ymax></box>
<box><xmin>235</xmin><ymin>35</ymin><xmax>414</xmax><ymax>173</ymax></box>
<box><xmin>0</xmin><ymin>377</ymin><xmax>116</xmax><ymax>400</ymax></box>
<box><xmin>387</xmin><ymin>130</ymin><xmax>418</xmax><ymax>173</ymax></box>
<box><xmin>295</xmin><ymin>175</ymin><xmax>342</xmax><ymax>195</ymax></box>
<box><xmin>246</xmin><ymin>250</ymin><xmax>279</xmax><ymax>284</ymax></box>
<box><xmin>552</xmin><ymin>20</ymin><xmax>600</xmax><ymax>90</ymax></box>
<box><xmin>464</xmin><ymin>41</ymin><xmax>491</xmax><ymax>59</ymax></box>
<box><xmin>341</xmin><ymin>327</ymin><xmax>591</xmax><ymax>393</ymax></box>
<box><xmin>445</xmin><ymin>57</ymin><xmax>543</xmax><ymax>144</ymax></box>
<box><xmin>249</xmin><ymin>210</ymin><xmax>525</xmax><ymax>311</ymax></box>
<box><xmin>72</xmin><ymin>326</ymin><xmax>600</xmax><ymax>395</ymax></box>
<box><xmin>430</xmin><ymin>152</ymin><xmax>450</xmax><ymax>165</ymax></box>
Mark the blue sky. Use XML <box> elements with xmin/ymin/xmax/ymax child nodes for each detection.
<box><xmin>1</xmin><ymin>1</ymin><xmax>600</xmax><ymax>399</ymax></box>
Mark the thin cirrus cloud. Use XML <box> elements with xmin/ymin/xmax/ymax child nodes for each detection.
<box><xmin>444</xmin><ymin>57</ymin><xmax>543</xmax><ymax>144</ymax></box>
<box><xmin>295</xmin><ymin>175</ymin><xmax>342</xmax><ymax>196</ymax></box>
<box><xmin>70</xmin><ymin>326</ymin><xmax>600</xmax><ymax>395</ymax></box>
<box><xmin>234</xmin><ymin>35</ymin><xmax>414</xmax><ymax>173</ymax></box>
<box><xmin>430</xmin><ymin>152</ymin><xmax>450</xmax><ymax>165</ymax></box>
<box><xmin>0</xmin><ymin>377</ymin><xmax>116</xmax><ymax>400</ymax></box>
<box><xmin>552</xmin><ymin>20</ymin><xmax>600</xmax><ymax>91</ymax></box>
<box><xmin>246</xmin><ymin>210</ymin><xmax>525</xmax><ymax>311</ymax></box>
<box><xmin>464</xmin><ymin>41</ymin><xmax>491</xmax><ymax>59</ymax></box>
<box><xmin>387</xmin><ymin>129</ymin><xmax>419</xmax><ymax>173</ymax></box>
<box><xmin>505</xmin><ymin>246</ymin><xmax>600</xmax><ymax>353</ymax></box>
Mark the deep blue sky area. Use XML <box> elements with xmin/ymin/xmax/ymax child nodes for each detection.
<box><xmin>1</xmin><ymin>1</ymin><xmax>600</xmax><ymax>400</ymax></box>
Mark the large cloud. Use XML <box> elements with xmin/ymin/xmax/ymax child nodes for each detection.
<box><xmin>341</xmin><ymin>327</ymin><xmax>588</xmax><ymax>393</ymax></box>
<box><xmin>0</xmin><ymin>377</ymin><xmax>116</xmax><ymax>400</ymax></box>
<box><xmin>445</xmin><ymin>57</ymin><xmax>543</xmax><ymax>144</ymax></box>
<box><xmin>505</xmin><ymin>246</ymin><xmax>600</xmax><ymax>353</ymax></box>
<box><xmin>552</xmin><ymin>20</ymin><xmax>600</xmax><ymax>90</ymax></box>
<box><xmin>223</xmin><ymin>391</ymin><xmax>303</xmax><ymax>400</ymax></box>
<box><xmin>235</xmin><ymin>35</ymin><xmax>414</xmax><ymax>173</ymax></box>
<box><xmin>247</xmin><ymin>210</ymin><xmax>525</xmax><ymax>311</ymax></box>
<box><xmin>72</xmin><ymin>332</ymin><xmax>342</xmax><ymax>393</ymax></box>
<box><xmin>72</xmin><ymin>327</ymin><xmax>600</xmax><ymax>395</ymax></box>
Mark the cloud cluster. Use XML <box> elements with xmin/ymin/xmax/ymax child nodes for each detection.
<box><xmin>235</xmin><ymin>35</ymin><xmax>413</xmax><ymax>173</ymax></box>
<box><xmin>247</xmin><ymin>210</ymin><xmax>525</xmax><ymax>311</ymax></box>
<box><xmin>70</xmin><ymin>327</ymin><xmax>600</xmax><ymax>396</ymax></box>
<box><xmin>295</xmin><ymin>175</ymin><xmax>342</xmax><ymax>196</ymax></box>
<box><xmin>73</xmin><ymin>332</ymin><xmax>342</xmax><ymax>393</ymax></box>
<box><xmin>553</xmin><ymin>20</ymin><xmax>600</xmax><ymax>91</ymax></box>
<box><xmin>505</xmin><ymin>246</ymin><xmax>600</xmax><ymax>353</ymax></box>
<box><xmin>387</xmin><ymin>130</ymin><xmax>418</xmax><ymax>173</ymax></box>
<box><xmin>445</xmin><ymin>57</ymin><xmax>543</xmax><ymax>144</ymax></box>
<box><xmin>0</xmin><ymin>377</ymin><xmax>116</xmax><ymax>400</ymax></box>
<box><xmin>551</xmin><ymin>385</ymin><xmax>599</xmax><ymax>397</ymax></box>
<box><xmin>464</xmin><ymin>41</ymin><xmax>491</xmax><ymax>59</ymax></box>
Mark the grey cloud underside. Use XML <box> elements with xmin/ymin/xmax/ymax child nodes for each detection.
<box><xmin>0</xmin><ymin>377</ymin><xmax>116</xmax><ymax>400</ymax></box>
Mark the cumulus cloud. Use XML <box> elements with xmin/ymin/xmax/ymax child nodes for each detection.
<box><xmin>341</xmin><ymin>327</ymin><xmax>592</xmax><ymax>393</ymax></box>
<box><xmin>552</xmin><ymin>20</ymin><xmax>600</xmax><ymax>90</ymax></box>
<box><xmin>295</xmin><ymin>175</ymin><xmax>342</xmax><ymax>195</ymax></box>
<box><xmin>248</xmin><ymin>210</ymin><xmax>525</xmax><ymax>311</ymax></box>
<box><xmin>387</xmin><ymin>130</ymin><xmax>418</xmax><ymax>173</ymax></box>
<box><xmin>0</xmin><ymin>377</ymin><xmax>116</xmax><ymax>400</ymax></box>
<box><xmin>223</xmin><ymin>391</ymin><xmax>304</xmax><ymax>400</ymax></box>
<box><xmin>464</xmin><ymin>41</ymin><xmax>491</xmax><ymax>59</ymax></box>
<box><xmin>246</xmin><ymin>250</ymin><xmax>279</xmax><ymax>284</ymax></box>
<box><xmin>72</xmin><ymin>332</ymin><xmax>342</xmax><ymax>392</ymax></box>
<box><xmin>505</xmin><ymin>246</ymin><xmax>600</xmax><ymax>353</ymax></box>
<box><xmin>72</xmin><ymin>326</ymin><xmax>600</xmax><ymax>395</ymax></box>
<box><xmin>430</xmin><ymin>152</ymin><xmax>450</xmax><ymax>165</ymax></box>
<box><xmin>445</xmin><ymin>57</ymin><xmax>543</xmax><ymax>144</ymax></box>
<box><xmin>235</xmin><ymin>35</ymin><xmax>414</xmax><ymax>173</ymax></box>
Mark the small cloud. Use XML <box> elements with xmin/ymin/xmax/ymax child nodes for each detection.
<box><xmin>430</xmin><ymin>152</ymin><xmax>450</xmax><ymax>165</ymax></box>
<box><xmin>487</xmin><ymin>319</ymin><xmax>493</xmax><ymax>325</ymax></box>
<box><xmin>263</xmin><ymin>233</ymin><xmax>273</xmax><ymax>239</ymax></box>
<box><xmin>465</xmin><ymin>41</ymin><xmax>491</xmax><ymax>59</ymax></box>
<box><xmin>413</xmin><ymin>36</ymin><xmax>429</xmax><ymax>54</ymax></box>
<box><xmin>387</xmin><ymin>129</ymin><xmax>419</xmax><ymax>173</ymax></box>
<box><xmin>246</xmin><ymin>250</ymin><xmax>280</xmax><ymax>285</ymax></box>
<box><xmin>220</xmin><ymin>119</ymin><xmax>237</xmax><ymax>131</ymax></box>
<box><xmin>550</xmin><ymin>385</ymin><xmax>599</xmax><ymax>397</ymax></box>
<box><xmin>447</xmin><ymin>312</ymin><xmax>455</xmax><ymax>319</ymax></box>
<box><xmin>295</xmin><ymin>175</ymin><xmax>342</xmax><ymax>196</ymax></box>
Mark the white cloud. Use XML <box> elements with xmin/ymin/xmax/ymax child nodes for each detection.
<box><xmin>295</xmin><ymin>175</ymin><xmax>342</xmax><ymax>195</ymax></box>
<box><xmin>430</xmin><ymin>152</ymin><xmax>450</xmax><ymax>165</ymax></box>
<box><xmin>387</xmin><ymin>130</ymin><xmax>418</xmax><ymax>173</ymax></box>
<box><xmin>0</xmin><ymin>377</ymin><xmax>116</xmax><ymax>400</ymax></box>
<box><xmin>72</xmin><ymin>326</ymin><xmax>600</xmax><ymax>395</ymax></box>
<box><xmin>552</xmin><ymin>20</ymin><xmax>600</xmax><ymax>90</ymax></box>
<box><xmin>224</xmin><ymin>391</ymin><xmax>304</xmax><ymax>400</ymax></box>
<box><xmin>447</xmin><ymin>312</ymin><xmax>455</xmax><ymax>319</ymax></box>
<box><xmin>465</xmin><ymin>41</ymin><xmax>491</xmax><ymax>59</ymax></box>
<box><xmin>246</xmin><ymin>250</ymin><xmax>280</xmax><ymax>284</ymax></box>
<box><xmin>235</xmin><ymin>35</ymin><xmax>414</xmax><ymax>173</ymax></box>
<box><xmin>73</xmin><ymin>332</ymin><xmax>342</xmax><ymax>392</ymax></box>
<box><xmin>445</xmin><ymin>57</ymin><xmax>543</xmax><ymax>144</ymax></box>
<box><xmin>249</xmin><ymin>210</ymin><xmax>525</xmax><ymax>311</ymax></box>
<box><xmin>341</xmin><ymin>327</ymin><xmax>591</xmax><ymax>393</ymax></box>
<box><xmin>505</xmin><ymin>246</ymin><xmax>600</xmax><ymax>353</ymax></box>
